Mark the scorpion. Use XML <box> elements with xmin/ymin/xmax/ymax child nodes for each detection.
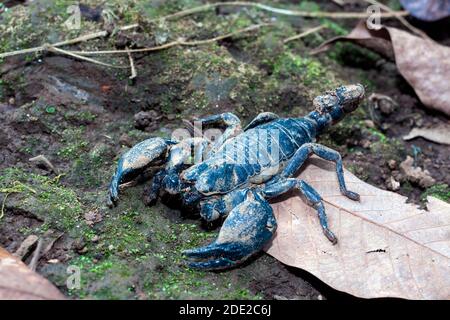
<box><xmin>107</xmin><ymin>84</ymin><xmax>365</xmax><ymax>270</ymax></box>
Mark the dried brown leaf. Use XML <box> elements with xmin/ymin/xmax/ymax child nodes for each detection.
<box><xmin>265</xmin><ymin>157</ymin><xmax>450</xmax><ymax>299</ymax></box>
<box><xmin>403</xmin><ymin>124</ymin><xmax>450</xmax><ymax>145</ymax></box>
<box><xmin>0</xmin><ymin>247</ymin><xmax>65</xmax><ymax>300</ymax></box>
<box><xmin>313</xmin><ymin>21</ymin><xmax>450</xmax><ymax>116</ymax></box>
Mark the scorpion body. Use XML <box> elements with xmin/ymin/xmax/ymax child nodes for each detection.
<box><xmin>108</xmin><ymin>84</ymin><xmax>365</xmax><ymax>269</ymax></box>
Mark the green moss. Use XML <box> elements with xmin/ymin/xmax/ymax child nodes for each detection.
<box><xmin>57</xmin><ymin>127</ymin><xmax>89</xmax><ymax>159</ymax></box>
<box><xmin>327</xmin><ymin>42</ymin><xmax>382</xmax><ymax>68</ymax></box>
<box><xmin>421</xmin><ymin>184</ymin><xmax>450</xmax><ymax>203</ymax></box>
<box><xmin>298</xmin><ymin>1</ymin><xmax>320</xmax><ymax>12</ymax></box>
<box><xmin>272</xmin><ymin>51</ymin><xmax>333</xmax><ymax>88</ymax></box>
<box><xmin>64</xmin><ymin>110</ymin><xmax>97</xmax><ymax>123</ymax></box>
<box><xmin>370</xmin><ymin>138</ymin><xmax>405</xmax><ymax>162</ymax></box>
<box><xmin>0</xmin><ymin>168</ymin><xmax>83</xmax><ymax>231</ymax></box>
<box><xmin>321</xmin><ymin>19</ymin><xmax>348</xmax><ymax>36</ymax></box>
<box><xmin>367</xmin><ymin>127</ymin><xmax>388</xmax><ymax>144</ymax></box>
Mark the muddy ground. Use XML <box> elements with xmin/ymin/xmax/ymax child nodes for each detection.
<box><xmin>0</xmin><ymin>0</ymin><xmax>449</xmax><ymax>300</ymax></box>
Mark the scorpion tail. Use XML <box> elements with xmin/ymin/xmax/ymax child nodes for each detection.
<box><xmin>183</xmin><ymin>189</ymin><xmax>277</xmax><ymax>270</ymax></box>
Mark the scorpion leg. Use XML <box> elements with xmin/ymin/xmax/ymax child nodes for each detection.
<box><xmin>243</xmin><ymin>112</ymin><xmax>279</xmax><ymax>131</ymax></box>
<box><xmin>194</xmin><ymin>112</ymin><xmax>242</xmax><ymax>156</ymax></box>
<box><xmin>107</xmin><ymin>137</ymin><xmax>176</xmax><ymax>207</ymax></box>
<box><xmin>143</xmin><ymin>169</ymin><xmax>166</xmax><ymax>206</ymax></box>
<box><xmin>263</xmin><ymin>178</ymin><xmax>337</xmax><ymax>244</ymax></box>
<box><xmin>279</xmin><ymin>143</ymin><xmax>360</xmax><ymax>201</ymax></box>
<box><xmin>184</xmin><ymin>189</ymin><xmax>276</xmax><ymax>270</ymax></box>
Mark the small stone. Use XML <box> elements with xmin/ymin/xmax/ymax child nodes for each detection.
<box><xmin>72</xmin><ymin>238</ymin><xmax>86</xmax><ymax>252</ymax></box>
<box><xmin>387</xmin><ymin>176</ymin><xmax>400</xmax><ymax>191</ymax></box>
<box><xmin>8</xmin><ymin>97</ymin><xmax>15</xmax><ymax>105</ymax></box>
<box><xmin>387</xmin><ymin>159</ymin><xmax>397</xmax><ymax>170</ymax></box>
<box><xmin>378</xmin><ymin>99</ymin><xmax>396</xmax><ymax>115</ymax></box>
<box><xmin>364</xmin><ymin>120</ymin><xmax>375</xmax><ymax>128</ymax></box>
<box><xmin>91</xmin><ymin>235</ymin><xmax>100</xmax><ymax>243</ymax></box>
<box><xmin>47</xmin><ymin>259</ymin><xmax>60</xmax><ymax>264</ymax></box>
<box><xmin>361</xmin><ymin>139</ymin><xmax>371</xmax><ymax>149</ymax></box>
<box><xmin>166</xmin><ymin>114</ymin><xmax>176</xmax><ymax>120</ymax></box>
<box><xmin>317</xmin><ymin>294</ymin><xmax>324</xmax><ymax>300</ymax></box>
<box><xmin>415</xmin><ymin>118</ymin><xmax>424</xmax><ymax>127</ymax></box>
<box><xmin>78</xmin><ymin>247</ymin><xmax>89</xmax><ymax>254</ymax></box>
<box><xmin>134</xmin><ymin>110</ymin><xmax>161</xmax><ymax>131</ymax></box>
<box><xmin>119</xmin><ymin>133</ymin><xmax>133</xmax><ymax>147</ymax></box>
<box><xmin>399</xmin><ymin>156</ymin><xmax>436</xmax><ymax>188</ymax></box>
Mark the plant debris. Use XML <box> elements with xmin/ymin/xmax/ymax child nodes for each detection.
<box><xmin>313</xmin><ymin>21</ymin><xmax>450</xmax><ymax>116</ymax></box>
<box><xmin>400</xmin><ymin>155</ymin><xmax>436</xmax><ymax>188</ymax></box>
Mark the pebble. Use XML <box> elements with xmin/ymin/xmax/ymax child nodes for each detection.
<box><xmin>387</xmin><ymin>176</ymin><xmax>400</xmax><ymax>191</ymax></box>
<box><xmin>387</xmin><ymin>159</ymin><xmax>397</xmax><ymax>170</ymax></box>
<box><xmin>364</xmin><ymin>120</ymin><xmax>375</xmax><ymax>128</ymax></box>
<box><xmin>47</xmin><ymin>259</ymin><xmax>60</xmax><ymax>264</ymax></box>
<box><xmin>119</xmin><ymin>133</ymin><xmax>133</xmax><ymax>147</ymax></box>
<box><xmin>399</xmin><ymin>156</ymin><xmax>436</xmax><ymax>188</ymax></box>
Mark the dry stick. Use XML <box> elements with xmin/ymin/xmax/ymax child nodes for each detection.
<box><xmin>283</xmin><ymin>25</ymin><xmax>327</xmax><ymax>44</ymax></box>
<box><xmin>68</xmin><ymin>24</ymin><xmax>271</xmax><ymax>56</ymax></box>
<box><xmin>0</xmin><ymin>193</ymin><xmax>8</xmax><ymax>220</ymax></box>
<box><xmin>0</xmin><ymin>25</ymin><xmax>133</xmax><ymax>59</ymax></box>
<box><xmin>361</xmin><ymin>0</ymin><xmax>432</xmax><ymax>41</ymax></box>
<box><xmin>47</xmin><ymin>46</ymin><xmax>128</xmax><ymax>68</ymax></box>
<box><xmin>29</xmin><ymin>238</ymin><xmax>43</xmax><ymax>271</ymax></box>
<box><xmin>153</xmin><ymin>1</ymin><xmax>409</xmax><ymax>21</ymax></box>
<box><xmin>126</xmin><ymin>46</ymin><xmax>137</xmax><ymax>79</ymax></box>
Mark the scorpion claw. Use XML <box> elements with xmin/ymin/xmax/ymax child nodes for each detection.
<box><xmin>183</xmin><ymin>190</ymin><xmax>277</xmax><ymax>270</ymax></box>
<box><xmin>187</xmin><ymin>257</ymin><xmax>237</xmax><ymax>270</ymax></box>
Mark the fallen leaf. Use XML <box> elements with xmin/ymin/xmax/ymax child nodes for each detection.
<box><xmin>265</xmin><ymin>156</ymin><xmax>450</xmax><ymax>299</ymax></box>
<box><xmin>0</xmin><ymin>247</ymin><xmax>65</xmax><ymax>300</ymax></box>
<box><xmin>403</xmin><ymin>124</ymin><xmax>450</xmax><ymax>145</ymax></box>
<box><xmin>313</xmin><ymin>21</ymin><xmax>450</xmax><ymax>116</ymax></box>
<box><xmin>400</xmin><ymin>0</ymin><xmax>450</xmax><ymax>21</ymax></box>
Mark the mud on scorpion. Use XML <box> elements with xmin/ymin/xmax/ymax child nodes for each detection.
<box><xmin>107</xmin><ymin>84</ymin><xmax>365</xmax><ymax>270</ymax></box>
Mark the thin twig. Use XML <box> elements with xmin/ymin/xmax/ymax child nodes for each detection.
<box><xmin>47</xmin><ymin>46</ymin><xmax>128</xmax><ymax>68</ymax></box>
<box><xmin>0</xmin><ymin>25</ymin><xmax>134</xmax><ymax>59</ymax></box>
<box><xmin>68</xmin><ymin>24</ymin><xmax>272</xmax><ymax>55</ymax></box>
<box><xmin>150</xmin><ymin>1</ymin><xmax>408</xmax><ymax>21</ymax></box>
<box><xmin>283</xmin><ymin>25</ymin><xmax>327</xmax><ymax>44</ymax></box>
<box><xmin>29</xmin><ymin>238</ymin><xmax>43</xmax><ymax>271</ymax></box>
<box><xmin>126</xmin><ymin>46</ymin><xmax>137</xmax><ymax>79</ymax></box>
<box><xmin>362</xmin><ymin>0</ymin><xmax>433</xmax><ymax>41</ymax></box>
<box><xmin>0</xmin><ymin>193</ymin><xmax>8</xmax><ymax>220</ymax></box>
<box><xmin>29</xmin><ymin>154</ymin><xmax>58</xmax><ymax>173</ymax></box>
